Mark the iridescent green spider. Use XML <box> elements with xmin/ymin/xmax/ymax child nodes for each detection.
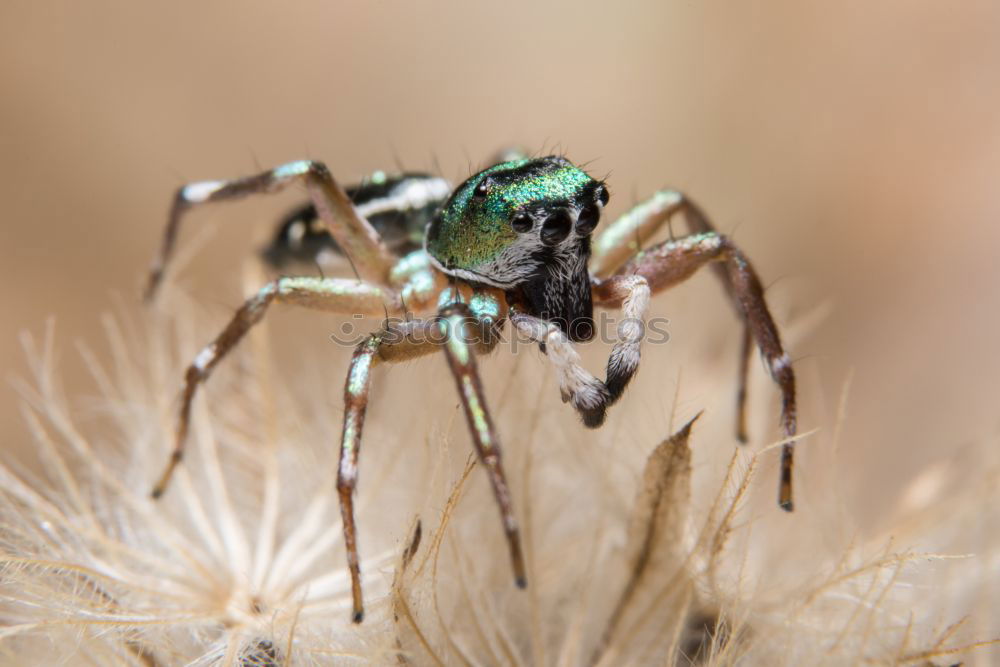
<box><xmin>145</xmin><ymin>152</ymin><xmax>797</xmax><ymax>623</ymax></box>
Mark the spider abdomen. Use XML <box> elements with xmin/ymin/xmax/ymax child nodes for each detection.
<box><xmin>262</xmin><ymin>172</ymin><xmax>451</xmax><ymax>267</ymax></box>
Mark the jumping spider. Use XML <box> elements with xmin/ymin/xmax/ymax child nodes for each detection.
<box><xmin>145</xmin><ymin>150</ymin><xmax>797</xmax><ymax>623</ymax></box>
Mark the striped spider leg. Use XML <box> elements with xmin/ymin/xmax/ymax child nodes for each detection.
<box><xmin>338</xmin><ymin>288</ymin><xmax>524</xmax><ymax>622</ymax></box>
<box><xmin>590</xmin><ymin>194</ymin><xmax>798</xmax><ymax>510</ymax></box>
<box><xmin>146</xmin><ymin>159</ymin><xmax>409</xmax><ymax>495</ymax></box>
<box><xmin>144</xmin><ymin>159</ymin><xmax>398</xmax><ymax>301</ymax></box>
<box><xmin>149</xmin><ymin>275</ymin><xmax>402</xmax><ymax>498</ymax></box>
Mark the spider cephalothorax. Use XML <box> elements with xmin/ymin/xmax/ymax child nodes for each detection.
<box><xmin>426</xmin><ymin>156</ymin><xmax>608</xmax><ymax>341</ymax></box>
<box><xmin>144</xmin><ymin>149</ymin><xmax>798</xmax><ymax>624</ymax></box>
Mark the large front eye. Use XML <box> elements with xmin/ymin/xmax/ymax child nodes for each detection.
<box><xmin>541</xmin><ymin>209</ymin><xmax>572</xmax><ymax>246</ymax></box>
<box><xmin>511</xmin><ymin>211</ymin><xmax>533</xmax><ymax>232</ymax></box>
<box><xmin>473</xmin><ymin>180</ymin><xmax>489</xmax><ymax>198</ymax></box>
<box><xmin>575</xmin><ymin>204</ymin><xmax>600</xmax><ymax>235</ymax></box>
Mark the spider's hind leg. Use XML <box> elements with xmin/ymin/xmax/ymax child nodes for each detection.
<box><xmin>150</xmin><ymin>276</ymin><xmax>399</xmax><ymax>499</ymax></box>
<box><xmin>145</xmin><ymin>160</ymin><xmax>397</xmax><ymax>300</ymax></box>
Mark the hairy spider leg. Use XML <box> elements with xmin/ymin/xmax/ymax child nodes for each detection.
<box><xmin>437</xmin><ymin>302</ymin><xmax>525</xmax><ymax>588</ymax></box>
<box><xmin>508</xmin><ymin>272</ymin><xmax>650</xmax><ymax>428</ymax></box>
<box><xmin>680</xmin><ymin>198</ymin><xmax>764</xmax><ymax>443</ymax></box>
<box><xmin>149</xmin><ymin>276</ymin><xmax>400</xmax><ymax>499</ymax></box>
<box><xmin>590</xmin><ymin>190</ymin><xmax>688</xmax><ymax>279</ymax></box>
<box><xmin>508</xmin><ymin>310</ymin><xmax>610</xmax><ymax>425</ymax></box>
<box><xmin>736</xmin><ymin>325</ymin><xmax>753</xmax><ymax>443</ymax></box>
<box><xmin>337</xmin><ymin>294</ymin><xmax>525</xmax><ymax>623</ymax></box>
<box><xmin>594</xmin><ymin>231</ymin><xmax>798</xmax><ymax>511</ymax></box>
<box><xmin>591</xmin><ymin>191</ymin><xmax>773</xmax><ymax>443</ymax></box>
<box><xmin>145</xmin><ymin>160</ymin><xmax>397</xmax><ymax>301</ymax></box>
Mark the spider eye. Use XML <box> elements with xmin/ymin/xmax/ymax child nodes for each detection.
<box><xmin>511</xmin><ymin>212</ymin><xmax>533</xmax><ymax>233</ymax></box>
<box><xmin>473</xmin><ymin>180</ymin><xmax>489</xmax><ymax>199</ymax></box>
<box><xmin>540</xmin><ymin>209</ymin><xmax>572</xmax><ymax>246</ymax></box>
<box><xmin>596</xmin><ymin>185</ymin><xmax>610</xmax><ymax>206</ymax></box>
<box><xmin>575</xmin><ymin>204</ymin><xmax>600</xmax><ymax>235</ymax></box>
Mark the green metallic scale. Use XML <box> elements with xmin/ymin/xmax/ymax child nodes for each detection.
<box><xmin>144</xmin><ymin>149</ymin><xmax>798</xmax><ymax>625</ymax></box>
<box><xmin>427</xmin><ymin>157</ymin><xmax>594</xmax><ymax>272</ymax></box>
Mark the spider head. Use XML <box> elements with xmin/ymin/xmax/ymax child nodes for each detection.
<box><xmin>426</xmin><ymin>156</ymin><xmax>608</xmax><ymax>284</ymax></box>
<box><xmin>426</xmin><ymin>156</ymin><xmax>608</xmax><ymax>340</ymax></box>
<box><xmin>425</xmin><ymin>156</ymin><xmax>608</xmax><ymax>340</ymax></box>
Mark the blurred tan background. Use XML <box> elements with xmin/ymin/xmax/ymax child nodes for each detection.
<box><xmin>2</xmin><ymin>0</ymin><xmax>999</xmax><ymax>529</ymax></box>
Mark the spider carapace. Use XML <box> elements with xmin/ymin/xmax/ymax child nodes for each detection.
<box><xmin>145</xmin><ymin>151</ymin><xmax>797</xmax><ymax>623</ymax></box>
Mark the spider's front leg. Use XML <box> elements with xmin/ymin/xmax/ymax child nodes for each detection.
<box><xmin>594</xmin><ymin>232</ymin><xmax>798</xmax><ymax>510</ymax></box>
<box><xmin>150</xmin><ymin>276</ymin><xmax>400</xmax><ymax>498</ymax></box>
<box><xmin>337</xmin><ymin>295</ymin><xmax>525</xmax><ymax>623</ymax></box>
<box><xmin>592</xmin><ymin>191</ymin><xmax>763</xmax><ymax>442</ymax></box>
<box><xmin>145</xmin><ymin>160</ymin><xmax>397</xmax><ymax>300</ymax></box>
<box><xmin>509</xmin><ymin>274</ymin><xmax>650</xmax><ymax>429</ymax></box>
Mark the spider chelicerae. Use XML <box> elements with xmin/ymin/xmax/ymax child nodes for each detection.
<box><xmin>144</xmin><ymin>149</ymin><xmax>797</xmax><ymax>623</ymax></box>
